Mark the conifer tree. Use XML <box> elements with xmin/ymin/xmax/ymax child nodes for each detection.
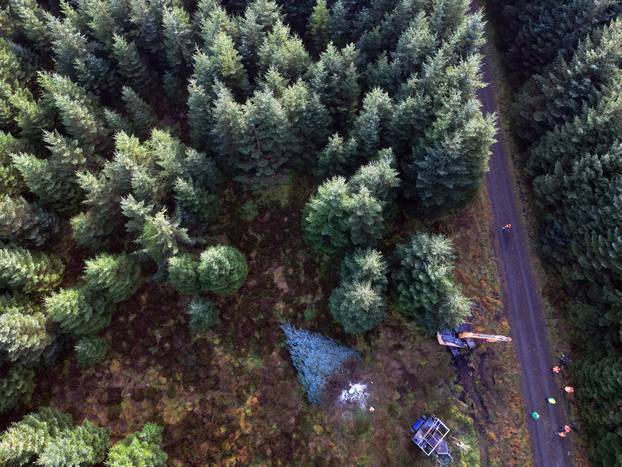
<box><xmin>392</xmin><ymin>232</ymin><xmax>471</xmax><ymax>332</ymax></box>
<box><xmin>281</xmin><ymin>323</ymin><xmax>359</xmax><ymax>404</ymax></box>
<box><xmin>106</xmin><ymin>423</ymin><xmax>167</xmax><ymax>467</ymax></box>
<box><xmin>0</xmin><ymin>308</ymin><xmax>51</xmax><ymax>363</ymax></box>
<box><xmin>197</xmin><ymin>245</ymin><xmax>248</xmax><ymax>295</ymax></box>
<box><xmin>258</xmin><ymin>21</ymin><xmax>311</xmax><ymax>80</ymax></box>
<box><xmin>0</xmin><ymin>248</ymin><xmax>64</xmax><ymax>294</ymax></box>
<box><xmin>75</xmin><ymin>335</ymin><xmax>108</xmax><ymax>367</ymax></box>
<box><xmin>353</xmin><ymin>88</ymin><xmax>394</xmax><ymax>159</ymax></box>
<box><xmin>7</xmin><ymin>0</ymin><xmax>51</xmax><ymax>49</ymax></box>
<box><xmin>167</xmin><ymin>253</ymin><xmax>200</xmax><ymax>295</ymax></box>
<box><xmin>310</xmin><ymin>43</ymin><xmax>360</xmax><ymax>131</ymax></box>
<box><xmin>111</xmin><ymin>34</ymin><xmax>154</xmax><ymax>96</ymax></box>
<box><xmin>187</xmin><ymin>296</ymin><xmax>219</xmax><ymax>334</ymax></box>
<box><xmin>0</xmin><ymin>131</ymin><xmax>25</xmax><ymax>196</ymax></box>
<box><xmin>38</xmin><ymin>420</ymin><xmax>110</xmax><ymax>467</ymax></box>
<box><xmin>45</xmin><ymin>287</ymin><xmax>112</xmax><ymax>337</ymax></box>
<box><xmin>0</xmin><ymin>196</ymin><xmax>58</xmax><ymax>247</ymax></box>
<box><xmin>0</xmin><ymin>365</ymin><xmax>35</xmax><ymax>414</ymax></box>
<box><xmin>307</xmin><ymin>0</ymin><xmax>330</xmax><ymax>57</ymax></box>
<box><xmin>0</xmin><ymin>407</ymin><xmax>72</xmax><ymax>466</ymax></box>
<box><xmin>121</xmin><ymin>86</ymin><xmax>157</xmax><ymax>138</ymax></box>
<box><xmin>237</xmin><ymin>0</ymin><xmax>282</xmax><ymax>78</ymax></box>
<box><xmin>82</xmin><ymin>254</ymin><xmax>141</xmax><ymax>304</ymax></box>
<box><xmin>316</xmin><ymin>133</ymin><xmax>358</xmax><ymax>177</ymax></box>
<box><xmin>136</xmin><ymin>210</ymin><xmax>194</xmax><ymax>269</ymax></box>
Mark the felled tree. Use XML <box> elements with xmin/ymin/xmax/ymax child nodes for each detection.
<box><xmin>0</xmin><ymin>364</ymin><xmax>35</xmax><ymax>414</ymax></box>
<box><xmin>392</xmin><ymin>232</ymin><xmax>471</xmax><ymax>332</ymax></box>
<box><xmin>45</xmin><ymin>287</ymin><xmax>112</xmax><ymax>337</ymax></box>
<box><xmin>75</xmin><ymin>335</ymin><xmax>108</xmax><ymax>367</ymax></box>
<box><xmin>0</xmin><ymin>308</ymin><xmax>51</xmax><ymax>363</ymax></box>
<box><xmin>106</xmin><ymin>423</ymin><xmax>167</xmax><ymax>467</ymax></box>
<box><xmin>187</xmin><ymin>296</ymin><xmax>219</xmax><ymax>334</ymax></box>
<box><xmin>82</xmin><ymin>254</ymin><xmax>142</xmax><ymax>304</ymax></box>
<box><xmin>0</xmin><ymin>248</ymin><xmax>63</xmax><ymax>294</ymax></box>
<box><xmin>38</xmin><ymin>420</ymin><xmax>110</xmax><ymax>467</ymax></box>
<box><xmin>0</xmin><ymin>407</ymin><xmax>72</xmax><ymax>466</ymax></box>
<box><xmin>303</xmin><ymin>152</ymin><xmax>399</xmax><ymax>255</ymax></box>
<box><xmin>329</xmin><ymin>249</ymin><xmax>388</xmax><ymax>334</ymax></box>
<box><xmin>197</xmin><ymin>245</ymin><xmax>248</xmax><ymax>295</ymax></box>
<box><xmin>281</xmin><ymin>323</ymin><xmax>359</xmax><ymax>404</ymax></box>
<box><xmin>0</xmin><ymin>196</ymin><xmax>58</xmax><ymax>247</ymax></box>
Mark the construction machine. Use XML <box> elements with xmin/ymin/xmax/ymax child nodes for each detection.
<box><xmin>437</xmin><ymin>323</ymin><xmax>511</xmax><ymax>356</ymax></box>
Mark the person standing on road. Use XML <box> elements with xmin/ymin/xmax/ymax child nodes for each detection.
<box><xmin>547</xmin><ymin>397</ymin><xmax>557</xmax><ymax>405</ymax></box>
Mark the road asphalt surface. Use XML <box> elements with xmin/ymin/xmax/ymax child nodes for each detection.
<box><xmin>475</xmin><ymin>12</ymin><xmax>573</xmax><ymax>467</ymax></box>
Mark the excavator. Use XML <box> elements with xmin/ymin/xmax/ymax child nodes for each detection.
<box><xmin>437</xmin><ymin>323</ymin><xmax>511</xmax><ymax>356</ymax></box>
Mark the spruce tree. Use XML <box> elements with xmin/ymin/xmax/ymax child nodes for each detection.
<box><xmin>106</xmin><ymin>423</ymin><xmax>167</xmax><ymax>467</ymax></box>
<box><xmin>111</xmin><ymin>34</ymin><xmax>154</xmax><ymax>96</ymax></box>
<box><xmin>0</xmin><ymin>407</ymin><xmax>72</xmax><ymax>466</ymax></box>
<box><xmin>0</xmin><ymin>308</ymin><xmax>50</xmax><ymax>364</ymax></box>
<box><xmin>258</xmin><ymin>20</ymin><xmax>310</xmax><ymax>80</ymax></box>
<box><xmin>316</xmin><ymin>133</ymin><xmax>358</xmax><ymax>177</ymax></box>
<box><xmin>0</xmin><ymin>365</ymin><xmax>35</xmax><ymax>414</ymax></box>
<box><xmin>0</xmin><ymin>196</ymin><xmax>58</xmax><ymax>247</ymax></box>
<box><xmin>307</xmin><ymin>0</ymin><xmax>330</xmax><ymax>57</ymax></box>
<box><xmin>38</xmin><ymin>420</ymin><xmax>110</xmax><ymax>467</ymax></box>
<box><xmin>0</xmin><ymin>248</ymin><xmax>64</xmax><ymax>294</ymax></box>
<box><xmin>281</xmin><ymin>323</ymin><xmax>359</xmax><ymax>404</ymax></box>
<box><xmin>197</xmin><ymin>245</ymin><xmax>248</xmax><ymax>295</ymax></box>
<box><xmin>75</xmin><ymin>335</ymin><xmax>108</xmax><ymax>367</ymax></box>
<box><xmin>187</xmin><ymin>296</ymin><xmax>219</xmax><ymax>334</ymax></box>
<box><xmin>167</xmin><ymin>253</ymin><xmax>200</xmax><ymax>295</ymax></box>
<box><xmin>392</xmin><ymin>232</ymin><xmax>470</xmax><ymax>332</ymax></box>
<box><xmin>352</xmin><ymin>88</ymin><xmax>394</xmax><ymax>159</ymax></box>
<box><xmin>45</xmin><ymin>287</ymin><xmax>112</xmax><ymax>337</ymax></box>
<box><xmin>82</xmin><ymin>254</ymin><xmax>142</xmax><ymax>304</ymax></box>
<box><xmin>121</xmin><ymin>86</ymin><xmax>158</xmax><ymax>138</ymax></box>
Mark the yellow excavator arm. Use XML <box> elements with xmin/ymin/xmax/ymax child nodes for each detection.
<box><xmin>457</xmin><ymin>332</ymin><xmax>512</xmax><ymax>342</ymax></box>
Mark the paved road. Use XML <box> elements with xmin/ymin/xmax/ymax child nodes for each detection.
<box><xmin>475</xmin><ymin>14</ymin><xmax>573</xmax><ymax>467</ymax></box>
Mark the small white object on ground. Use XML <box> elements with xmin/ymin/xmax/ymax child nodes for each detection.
<box><xmin>339</xmin><ymin>382</ymin><xmax>370</xmax><ymax>409</ymax></box>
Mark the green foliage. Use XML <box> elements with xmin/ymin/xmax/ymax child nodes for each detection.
<box><xmin>0</xmin><ymin>365</ymin><xmax>35</xmax><ymax>414</ymax></box>
<box><xmin>187</xmin><ymin>296</ymin><xmax>219</xmax><ymax>334</ymax></box>
<box><xmin>0</xmin><ymin>305</ymin><xmax>51</xmax><ymax>364</ymax></box>
<box><xmin>392</xmin><ymin>232</ymin><xmax>471</xmax><ymax>332</ymax></box>
<box><xmin>303</xmin><ymin>152</ymin><xmax>399</xmax><ymax>255</ymax></box>
<box><xmin>0</xmin><ymin>196</ymin><xmax>58</xmax><ymax>247</ymax></box>
<box><xmin>83</xmin><ymin>254</ymin><xmax>142</xmax><ymax>304</ymax></box>
<box><xmin>45</xmin><ymin>287</ymin><xmax>112</xmax><ymax>337</ymax></box>
<box><xmin>307</xmin><ymin>0</ymin><xmax>330</xmax><ymax>57</ymax></box>
<box><xmin>258</xmin><ymin>20</ymin><xmax>310</xmax><ymax>80</ymax></box>
<box><xmin>0</xmin><ymin>407</ymin><xmax>72</xmax><ymax>466</ymax></box>
<box><xmin>106</xmin><ymin>423</ymin><xmax>167</xmax><ymax>467</ymax></box>
<box><xmin>75</xmin><ymin>335</ymin><xmax>108</xmax><ymax>367</ymax></box>
<box><xmin>38</xmin><ymin>420</ymin><xmax>110</xmax><ymax>467</ymax></box>
<box><xmin>112</xmin><ymin>34</ymin><xmax>154</xmax><ymax>96</ymax></box>
<box><xmin>329</xmin><ymin>249</ymin><xmax>388</xmax><ymax>334</ymax></box>
<box><xmin>0</xmin><ymin>248</ymin><xmax>63</xmax><ymax>294</ymax></box>
<box><xmin>167</xmin><ymin>253</ymin><xmax>200</xmax><ymax>295</ymax></box>
<box><xmin>121</xmin><ymin>87</ymin><xmax>157</xmax><ymax>138</ymax></box>
<box><xmin>198</xmin><ymin>245</ymin><xmax>248</xmax><ymax>295</ymax></box>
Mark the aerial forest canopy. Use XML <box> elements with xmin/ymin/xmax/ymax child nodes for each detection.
<box><xmin>0</xmin><ymin>0</ymin><xmax>493</xmax><ymax>464</ymax></box>
<box><xmin>488</xmin><ymin>0</ymin><xmax>622</xmax><ymax>464</ymax></box>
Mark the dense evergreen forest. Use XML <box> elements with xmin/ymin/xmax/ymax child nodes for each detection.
<box><xmin>487</xmin><ymin>0</ymin><xmax>622</xmax><ymax>465</ymax></box>
<box><xmin>0</xmin><ymin>0</ymin><xmax>501</xmax><ymax>464</ymax></box>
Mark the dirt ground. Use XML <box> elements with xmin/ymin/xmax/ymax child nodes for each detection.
<box><xmin>14</xmin><ymin>177</ymin><xmax>529</xmax><ymax>466</ymax></box>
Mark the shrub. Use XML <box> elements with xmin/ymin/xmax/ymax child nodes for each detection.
<box><xmin>198</xmin><ymin>245</ymin><xmax>248</xmax><ymax>295</ymax></box>
<box><xmin>187</xmin><ymin>297</ymin><xmax>219</xmax><ymax>334</ymax></box>
<box><xmin>281</xmin><ymin>323</ymin><xmax>359</xmax><ymax>404</ymax></box>
<box><xmin>106</xmin><ymin>423</ymin><xmax>167</xmax><ymax>467</ymax></box>
<box><xmin>75</xmin><ymin>336</ymin><xmax>108</xmax><ymax>367</ymax></box>
<box><xmin>392</xmin><ymin>233</ymin><xmax>471</xmax><ymax>332</ymax></box>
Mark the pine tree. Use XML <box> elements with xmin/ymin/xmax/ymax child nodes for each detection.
<box><xmin>75</xmin><ymin>335</ymin><xmax>108</xmax><ymax>367</ymax></box>
<box><xmin>0</xmin><ymin>248</ymin><xmax>64</xmax><ymax>294</ymax></box>
<box><xmin>167</xmin><ymin>253</ymin><xmax>200</xmax><ymax>295</ymax></box>
<box><xmin>392</xmin><ymin>232</ymin><xmax>470</xmax><ymax>332</ymax></box>
<box><xmin>197</xmin><ymin>245</ymin><xmax>248</xmax><ymax>295</ymax></box>
<box><xmin>82</xmin><ymin>254</ymin><xmax>142</xmax><ymax>304</ymax></box>
<box><xmin>309</xmin><ymin>43</ymin><xmax>360</xmax><ymax>132</ymax></box>
<box><xmin>38</xmin><ymin>420</ymin><xmax>110</xmax><ymax>467</ymax></box>
<box><xmin>281</xmin><ymin>323</ymin><xmax>359</xmax><ymax>404</ymax></box>
<box><xmin>237</xmin><ymin>0</ymin><xmax>282</xmax><ymax>78</ymax></box>
<box><xmin>209</xmin><ymin>83</ymin><xmax>246</xmax><ymax>171</ymax></box>
<box><xmin>187</xmin><ymin>296</ymin><xmax>219</xmax><ymax>334</ymax></box>
<box><xmin>106</xmin><ymin>423</ymin><xmax>167</xmax><ymax>467</ymax></box>
<box><xmin>0</xmin><ymin>308</ymin><xmax>51</xmax><ymax>363</ymax></box>
<box><xmin>0</xmin><ymin>196</ymin><xmax>58</xmax><ymax>247</ymax></box>
<box><xmin>0</xmin><ymin>365</ymin><xmax>35</xmax><ymax>414</ymax></box>
<box><xmin>0</xmin><ymin>407</ymin><xmax>72</xmax><ymax>466</ymax></box>
<box><xmin>45</xmin><ymin>287</ymin><xmax>112</xmax><ymax>337</ymax></box>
